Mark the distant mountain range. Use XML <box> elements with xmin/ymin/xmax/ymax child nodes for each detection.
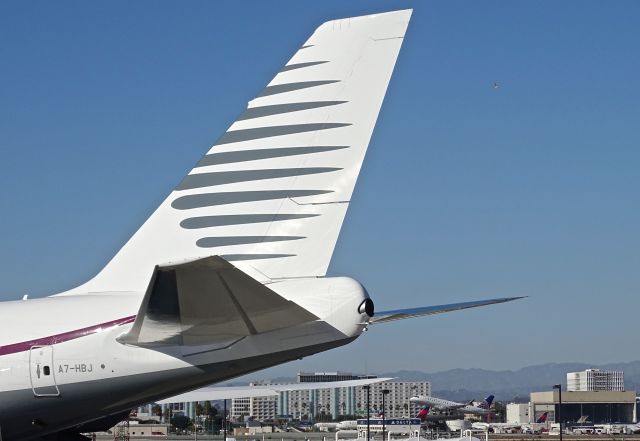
<box><xmin>380</xmin><ymin>361</ymin><xmax>640</xmax><ymax>402</ymax></box>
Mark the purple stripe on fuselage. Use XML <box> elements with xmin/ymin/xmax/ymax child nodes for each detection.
<box><xmin>0</xmin><ymin>315</ymin><xmax>136</xmax><ymax>356</ymax></box>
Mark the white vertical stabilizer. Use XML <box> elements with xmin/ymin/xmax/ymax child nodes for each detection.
<box><xmin>62</xmin><ymin>9</ymin><xmax>412</xmax><ymax>294</ymax></box>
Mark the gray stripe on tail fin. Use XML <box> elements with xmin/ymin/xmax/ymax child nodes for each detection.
<box><xmin>176</xmin><ymin>167</ymin><xmax>341</xmax><ymax>191</ymax></box>
<box><xmin>216</xmin><ymin>123</ymin><xmax>351</xmax><ymax>145</ymax></box>
<box><xmin>180</xmin><ymin>213</ymin><xmax>318</xmax><ymax>229</ymax></box>
<box><xmin>196</xmin><ymin>146</ymin><xmax>348</xmax><ymax>167</ymax></box>
<box><xmin>196</xmin><ymin>236</ymin><xmax>304</xmax><ymax>248</ymax></box>
<box><xmin>237</xmin><ymin>101</ymin><xmax>347</xmax><ymax>121</ymax></box>
<box><xmin>172</xmin><ymin>190</ymin><xmax>333</xmax><ymax>210</ymax></box>
<box><xmin>280</xmin><ymin>61</ymin><xmax>329</xmax><ymax>72</ymax></box>
<box><xmin>257</xmin><ymin>80</ymin><xmax>339</xmax><ymax>98</ymax></box>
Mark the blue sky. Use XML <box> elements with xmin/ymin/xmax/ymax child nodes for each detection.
<box><xmin>1</xmin><ymin>1</ymin><xmax>638</xmax><ymax>375</ymax></box>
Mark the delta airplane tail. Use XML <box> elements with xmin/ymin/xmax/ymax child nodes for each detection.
<box><xmin>417</xmin><ymin>406</ymin><xmax>430</xmax><ymax>422</ymax></box>
<box><xmin>536</xmin><ymin>412</ymin><xmax>549</xmax><ymax>423</ymax></box>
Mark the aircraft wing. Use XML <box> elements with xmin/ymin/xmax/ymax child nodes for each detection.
<box><xmin>157</xmin><ymin>377</ymin><xmax>393</xmax><ymax>403</ymax></box>
<box><xmin>369</xmin><ymin>297</ymin><xmax>524</xmax><ymax>324</ymax></box>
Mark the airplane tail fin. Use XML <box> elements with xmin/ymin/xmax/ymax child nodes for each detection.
<box><xmin>477</xmin><ymin>395</ymin><xmax>494</xmax><ymax>410</ymax></box>
<box><xmin>417</xmin><ymin>406</ymin><xmax>430</xmax><ymax>422</ymax></box>
<box><xmin>63</xmin><ymin>9</ymin><xmax>412</xmax><ymax>294</ymax></box>
<box><xmin>536</xmin><ymin>412</ymin><xmax>548</xmax><ymax>423</ymax></box>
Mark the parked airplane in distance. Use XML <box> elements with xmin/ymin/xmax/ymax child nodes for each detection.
<box><xmin>417</xmin><ymin>405</ymin><xmax>431</xmax><ymax>422</ymax></box>
<box><xmin>411</xmin><ymin>394</ymin><xmax>495</xmax><ymax>415</ymax></box>
<box><xmin>537</xmin><ymin>412</ymin><xmax>549</xmax><ymax>423</ymax></box>
<box><xmin>625</xmin><ymin>423</ymin><xmax>640</xmax><ymax>434</ymax></box>
<box><xmin>472</xmin><ymin>412</ymin><xmax>549</xmax><ymax>434</ymax></box>
<box><xmin>0</xmin><ymin>9</ymin><xmax>522</xmax><ymax>441</ymax></box>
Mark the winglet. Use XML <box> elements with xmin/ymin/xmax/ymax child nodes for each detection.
<box><xmin>368</xmin><ymin>296</ymin><xmax>526</xmax><ymax>324</ymax></box>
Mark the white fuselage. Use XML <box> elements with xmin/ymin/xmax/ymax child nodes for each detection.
<box><xmin>0</xmin><ymin>277</ymin><xmax>369</xmax><ymax>441</ymax></box>
<box><xmin>0</xmin><ymin>8</ymin><xmax>418</xmax><ymax>441</ymax></box>
<box><xmin>411</xmin><ymin>396</ymin><xmax>490</xmax><ymax>415</ymax></box>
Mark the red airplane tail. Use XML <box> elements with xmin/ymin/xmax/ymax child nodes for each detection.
<box><xmin>417</xmin><ymin>406</ymin><xmax>430</xmax><ymax>422</ymax></box>
<box><xmin>536</xmin><ymin>412</ymin><xmax>548</xmax><ymax>423</ymax></box>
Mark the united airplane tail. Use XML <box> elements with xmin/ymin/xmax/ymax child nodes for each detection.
<box><xmin>478</xmin><ymin>395</ymin><xmax>495</xmax><ymax>410</ymax></box>
<box><xmin>62</xmin><ymin>9</ymin><xmax>413</xmax><ymax>295</ymax></box>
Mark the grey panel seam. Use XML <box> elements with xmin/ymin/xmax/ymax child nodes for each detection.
<box><xmin>216</xmin><ymin>122</ymin><xmax>351</xmax><ymax>145</ymax></box>
<box><xmin>196</xmin><ymin>146</ymin><xmax>349</xmax><ymax>167</ymax></box>
<box><xmin>237</xmin><ymin>101</ymin><xmax>347</xmax><ymax>121</ymax></box>
<box><xmin>217</xmin><ymin>272</ymin><xmax>258</xmax><ymax>335</ymax></box>
<box><xmin>182</xmin><ymin>336</ymin><xmax>246</xmax><ymax>356</ymax></box>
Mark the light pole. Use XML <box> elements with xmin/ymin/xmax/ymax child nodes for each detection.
<box><xmin>409</xmin><ymin>386</ymin><xmax>417</xmax><ymax>438</ymax></box>
<box><xmin>553</xmin><ymin>384</ymin><xmax>562</xmax><ymax>441</ymax></box>
<box><xmin>382</xmin><ymin>389</ymin><xmax>390</xmax><ymax>441</ymax></box>
<box><xmin>223</xmin><ymin>399</ymin><xmax>227</xmax><ymax>441</ymax></box>
<box><xmin>364</xmin><ymin>385</ymin><xmax>371</xmax><ymax>441</ymax></box>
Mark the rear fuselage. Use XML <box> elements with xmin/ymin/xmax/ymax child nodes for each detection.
<box><xmin>0</xmin><ymin>278</ymin><xmax>369</xmax><ymax>440</ymax></box>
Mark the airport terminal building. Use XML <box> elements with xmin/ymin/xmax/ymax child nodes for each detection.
<box><xmin>530</xmin><ymin>390</ymin><xmax>637</xmax><ymax>424</ymax></box>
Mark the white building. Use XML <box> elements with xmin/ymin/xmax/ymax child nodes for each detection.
<box><xmin>230</xmin><ymin>372</ymin><xmax>431</xmax><ymax>422</ymax></box>
<box><xmin>231</xmin><ymin>383</ymin><xmax>278</xmax><ymax>421</ymax></box>
<box><xmin>135</xmin><ymin>402</ymin><xmax>198</xmax><ymax>422</ymax></box>
<box><xmin>358</xmin><ymin>380</ymin><xmax>431</xmax><ymax>419</ymax></box>
<box><xmin>567</xmin><ymin>369</ymin><xmax>624</xmax><ymax>392</ymax></box>
<box><xmin>250</xmin><ymin>394</ymin><xmax>278</xmax><ymax>421</ymax></box>
<box><xmin>279</xmin><ymin>373</ymin><xmax>430</xmax><ymax>420</ymax></box>
<box><xmin>506</xmin><ymin>403</ymin><xmax>530</xmax><ymax>424</ymax></box>
<box><xmin>231</xmin><ymin>397</ymin><xmax>251</xmax><ymax>419</ymax></box>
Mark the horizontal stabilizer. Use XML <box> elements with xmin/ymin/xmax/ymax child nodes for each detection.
<box><xmin>369</xmin><ymin>297</ymin><xmax>525</xmax><ymax>324</ymax></box>
<box><xmin>118</xmin><ymin>256</ymin><xmax>318</xmax><ymax>348</ymax></box>
<box><xmin>157</xmin><ymin>377</ymin><xmax>393</xmax><ymax>403</ymax></box>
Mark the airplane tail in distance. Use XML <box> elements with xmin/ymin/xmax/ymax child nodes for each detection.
<box><xmin>417</xmin><ymin>406</ymin><xmax>430</xmax><ymax>422</ymax></box>
<box><xmin>477</xmin><ymin>395</ymin><xmax>494</xmax><ymax>410</ymax></box>
<box><xmin>63</xmin><ymin>10</ymin><xmax>412</xmax><ymax>295</ymax></box>
<box><xmin>536</xmin><ymin>412</ymin><xmax>548</xmax><ymax>423</ymax></box>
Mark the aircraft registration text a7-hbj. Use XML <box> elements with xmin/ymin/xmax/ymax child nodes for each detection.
<box><xmin>0</xmin><ymin>10</ymin><xmax>521</xmax><ymax>441</ymax></box>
